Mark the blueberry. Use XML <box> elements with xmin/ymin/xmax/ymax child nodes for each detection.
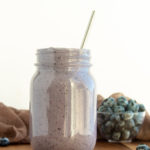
<box><xmin>101</xmin><ymin>99</ymin><xmax>108</xmax><ymax>106</ymax></box>
<box><xmin>104</xmin><ymin>97</ymin><xmax>116</xmax><ymax>107</ymax></box>
<box><xmin>105</xmin><ymin>120</ymin><xmax>115</xmax><ymax>129</ymax></box>
<box><xmin>115</xmin><ymin>121</ymin><xmax>125</xmax><ymax>131</ymax></box>
<box><xmin>98</xmin><ymin>106</ymin><xmax>106</xmax><ymax>112</ymax></box>
<box><xmin>134</xmin><ymin>104</ymin><xmax>140</xmax><ymax>112</ymax></box>
<box><xmin>107</xmin><ymin>107</ymin><xmax>113</xmax><ymax>113</ymax></box>
<box><xmin>113</xmin><ymin>106</ymin><xmax>125</xmax><ymax>113</ymax></box>
<box><xmin>104</xmin><ymin>113</ymin><xmax>111</xmax><ymax>121</ymax></box>
<box><xmin>122</xmin><ymin>111</ymin><xmax>134</xmax><ymax>120</ymax></box>
<box><xmin>139</xmin><ymin>104</ymin><xmax>146</xmax><ymax>112</ymax></box>
<box><xmin>97</xmin><ymin>114</ymin><xmax>105</xmax><ymax>125</ymax></box>
<box><xmin>112</xmin><ymin>132</ymin><xmax>121</xmax><ymax>141</ymax></box>
<box><xmin>98</xmin><ymin>105</ymin><xmax>113</xmax><ymax>113</ymax></box>
<box><xmin>125</xmin><ymin>119</ymin><xmax>135</xmax><ymax>128</ymax></box>
<box><xmin>118</xmin><ymin>120</ymin><xmax>125</xmax><ymax>128</ymax></box>
<box><xmin>136</xmin><ymin>144</ymin><xmax>150</xmax><ymax>150</ymax></box>
<box><xmin>0</xmin><ymin>137</ymin><xmax>10</xmax><ymax>146</ymax></box>
<box><xmin>121</xmin><ymin>130</ymin><xmax>130</xmax><ymax>140</ymax></box>
<box><xmin>117</xmin><ymin>96</ymin><xmax>128</xmax><ymax>107</ymax></box>
<box><xmin>131</xmin><ymin>126</ymin><xmax>139</xmax><ymax>137</ymax></box>
<box><xmin>127</xmin><ymin>99</ymin><xmax>139</xmax><ymax>112</ymax></box>
<box><xmin>110</xmin><ymin>114</ymin><xmax>120</xmax><ymax>122</ymax></box>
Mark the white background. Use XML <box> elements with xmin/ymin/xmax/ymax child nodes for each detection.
<box><xmin>0</xmin><ymin>0</ymin><xmax>150</xmax><ymax>110</ymax></box>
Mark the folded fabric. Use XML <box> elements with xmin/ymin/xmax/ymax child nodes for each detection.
<box><xmin>97</xmin><ymin>93</ymin><xmax>150</xmax><ymax>141</ymax></box>
<box><xmin>0</xmin><ymin>103</ymin><xmax>29</xmax><ymax>143</ymax></box>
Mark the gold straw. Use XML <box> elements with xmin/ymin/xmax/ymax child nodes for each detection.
<box><xmin>80</xmin><ymin>10</ymin><xmax>95</xmax><ymax>49</ymax></box>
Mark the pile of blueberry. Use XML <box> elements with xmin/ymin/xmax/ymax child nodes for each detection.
<box><xmin>136</xmin><ymin>144</ymin><xmax>150</xmax><ymax>150</ymax></box>
<box><xmin>97</xmin><ymin>96</ymin><xmax>146</xmax><ymax>142</ymax></box>
<box><xmin>0</xmin><ymin>137</ymin><xmax>10</xmax><ymax>146</ymax></box>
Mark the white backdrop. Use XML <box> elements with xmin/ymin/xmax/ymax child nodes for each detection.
<box><xmin>0</xmin><ymin>0</ymin><xmax>150</xmax><ymax>110</ymax></box>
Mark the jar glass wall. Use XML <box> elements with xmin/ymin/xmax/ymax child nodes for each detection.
<box><xmin>30</xmin><ymin>48</ymin><xmax>96</xmax><ymax>150</ymax></box>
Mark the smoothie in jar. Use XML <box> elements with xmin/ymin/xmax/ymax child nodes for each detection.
<box><xmin>30</xmin><ymin>47</ymin><xmax>96</xmax><ymax>150</ymax></box>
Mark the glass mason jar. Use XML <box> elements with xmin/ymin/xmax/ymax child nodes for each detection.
<box><xmin>30</xmin><ymin>47</ymin><xmax>96</xmax><ymax>150</ymax></box>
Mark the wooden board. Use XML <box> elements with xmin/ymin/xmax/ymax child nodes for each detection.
<box><xmin>0</xmin><ymin>141</ymin><xmax>149</xmax><ymax>150</ymax></box>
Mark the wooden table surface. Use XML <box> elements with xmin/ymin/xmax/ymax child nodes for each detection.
<box><xmin>0</xmin><ymin>141</ymin><xmax>149</xmax><ymax>150</ymax></box>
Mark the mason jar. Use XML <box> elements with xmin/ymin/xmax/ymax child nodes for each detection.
<box><xmin>30</xmin><ymin>47</ymin><xmax>96</xmax><ymax>150</ymax></box>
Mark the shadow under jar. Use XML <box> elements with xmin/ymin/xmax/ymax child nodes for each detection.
<box><xmin>30</xmin><ymin>48</ymin><xmax>97</xmax><ymax>150</ymax></box>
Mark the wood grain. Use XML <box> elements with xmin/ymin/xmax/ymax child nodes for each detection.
<box><xmin>0</xmin><ymin>144</ymin><xmax>32</xmax><ymax>150</ymax></box>
<box><xmin>0</xmin><ymin>141</ymin><xmax>149</xmax><ymax>150</ymax></box>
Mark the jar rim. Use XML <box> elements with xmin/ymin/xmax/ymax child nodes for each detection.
<box><xmin>37</xmin><ymin>47</ymin><xmax>90</xmax><ymax>54</ymax></box>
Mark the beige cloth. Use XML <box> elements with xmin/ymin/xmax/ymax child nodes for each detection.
<box><xmin>0</xmin><ymin>93</ymin><xmax>150</xmax><ymax>143</ymax></box>
<box><xmin>97</xmin><ymin>93</ymin><xmax>150</xmax><ymax>141</ymax></box>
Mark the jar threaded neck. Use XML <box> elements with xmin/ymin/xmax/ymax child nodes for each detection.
<box><xmin>36</xmin><ymin>47</ymin><xmax>91</xmax><ymax>69</ymax></box>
